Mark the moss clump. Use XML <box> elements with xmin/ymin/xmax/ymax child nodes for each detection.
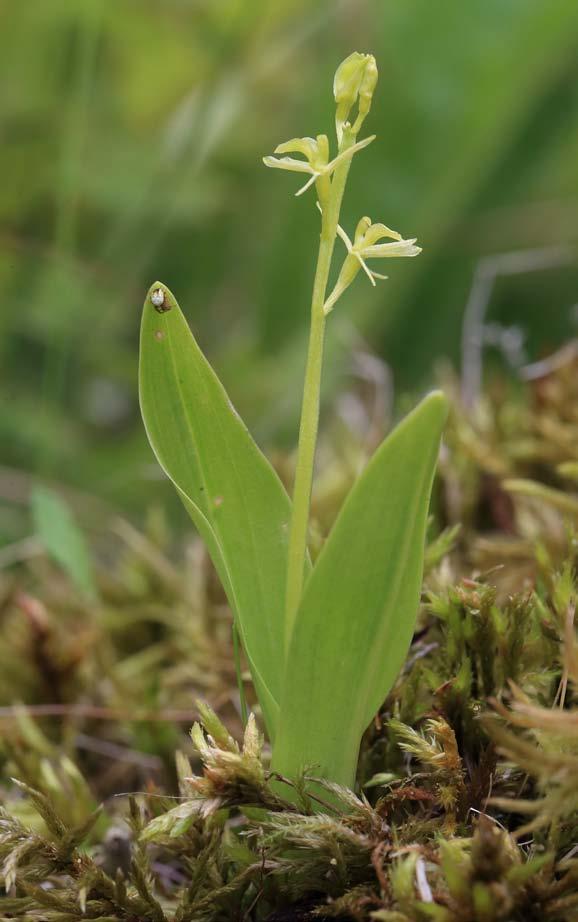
<box><xmin>2</xmin><ymin>571</ymin><xmax>578</xmax><ymax>921</ymax></box>
<box><xmin>1</xmin><ymin>657</ymin><xmax>578</xmax><ymax>920</ymax></box>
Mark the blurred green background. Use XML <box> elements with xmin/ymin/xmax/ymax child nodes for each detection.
<box><xmin>1</xmin><ymin>0</ymin><xmax>577</xmax><ymax>530</ymax></box>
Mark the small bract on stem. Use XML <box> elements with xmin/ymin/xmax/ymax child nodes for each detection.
<box><xmin>263</xmin><ymin>52</ymin><xmax>422</xmax><ymax>643</ymax></box>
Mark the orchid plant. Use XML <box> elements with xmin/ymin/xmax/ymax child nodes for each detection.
<box><xmin>139</xmin><ymin>53</ymin><xmax>447</xmax><ymax>792</ymax></box>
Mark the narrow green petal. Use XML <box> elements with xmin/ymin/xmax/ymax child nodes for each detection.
<box><xmin>362</xmin><ymin>239</ymin><xmax>421</xmax><ymax>258</ymax></box>
<box><xmin>262</xmin><ymin>156</ymin><xmax>314</xmax><ymax>175</ymax></box>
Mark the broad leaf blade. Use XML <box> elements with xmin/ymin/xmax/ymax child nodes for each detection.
<box><xmin>139</xmin><ymin>281</ymin><xmax>299</xmax><ymax>737</ymax></box>
<box><xmin>272</xmin><ymin>391</ymin><xmax>448</xmax><ymax>787</ymax></box>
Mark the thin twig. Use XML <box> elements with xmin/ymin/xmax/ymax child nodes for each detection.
<box><xmin>74</xmin><ymin>733</ymin><xmax>164</xmax><ymax>769</ymax></box>
<box><xmin>461</xmin><ymin>246</ymin><xmax>574</xmax><ymax>407</ymax></box>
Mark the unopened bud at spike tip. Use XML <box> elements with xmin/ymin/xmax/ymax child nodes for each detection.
<box><xmin>333</xmin><ymin>52</ymin><xmax>378</xmax><ymax>143</ymax></box>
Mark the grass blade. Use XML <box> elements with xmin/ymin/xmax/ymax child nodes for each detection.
<box><xmin>272</xmin><ymin>391</ymin><xmax>448</xmax><ymax>787</ymax></box>
<box><xmin>31</xmin><ymin>485</ymin><xmax>97</xmax><ymax>602</ymax></box>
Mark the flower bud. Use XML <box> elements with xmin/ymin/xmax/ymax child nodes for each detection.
<box><xmin>333</xmin><ymin>52</ymin><xmax>378</xmax><ymax>143</ymax></box>
<box><xmin>354</xmin><ymin>57</ymin><xmax>378</xmax><ymax>133</ymax></box>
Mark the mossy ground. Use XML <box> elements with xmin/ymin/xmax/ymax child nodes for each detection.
<box><xmin>1</xmin><ymin>357</ymin><xmax>578</xmax><ymax>920</ymax></box>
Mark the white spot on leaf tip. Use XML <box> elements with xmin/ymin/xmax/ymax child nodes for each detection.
<box><xmin>151</xmin><ymin>287</ymin><xmax>171</xmax><ymax>312</ymax></box>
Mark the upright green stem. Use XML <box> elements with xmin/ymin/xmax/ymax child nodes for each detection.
<box><xmin>284</xmin><ymin>134</ymin><xmax>355</xmax><ymax>644</ymax></box>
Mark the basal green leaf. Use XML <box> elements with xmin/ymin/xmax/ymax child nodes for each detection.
<box><xmin>272</xmin><ymin>391</ymin><xmax>448</xmax><ymax>787</ymax></box>
<box><xmin>139</xmin><ymin>282</ymin><xmax>303</xmax><ymax>737</ymax></box>
<box><xmin>31</xmin><ymin>485</ymin><xmax>97</xmax><ymax>601</ymax></box>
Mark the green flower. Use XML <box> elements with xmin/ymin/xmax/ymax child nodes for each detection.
<box><xmin>263</xmin><ymin>133</ymin><xmax>374</xmax><ymax>202</ymax></box>
<box><xmin>324</xmin><ymin>216</ymin><xmax>421</xmax><ymax>314</ymax></box>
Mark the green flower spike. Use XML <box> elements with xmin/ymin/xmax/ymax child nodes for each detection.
<box><xmin>263</xmin><ymin>133</ymin><xmax>374</xmax><ymax>204</ymax></box>
<box><xmin>323</xmin><ymin>216</ymin><xmax>422</xmax><ymax>314</ymax></box>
